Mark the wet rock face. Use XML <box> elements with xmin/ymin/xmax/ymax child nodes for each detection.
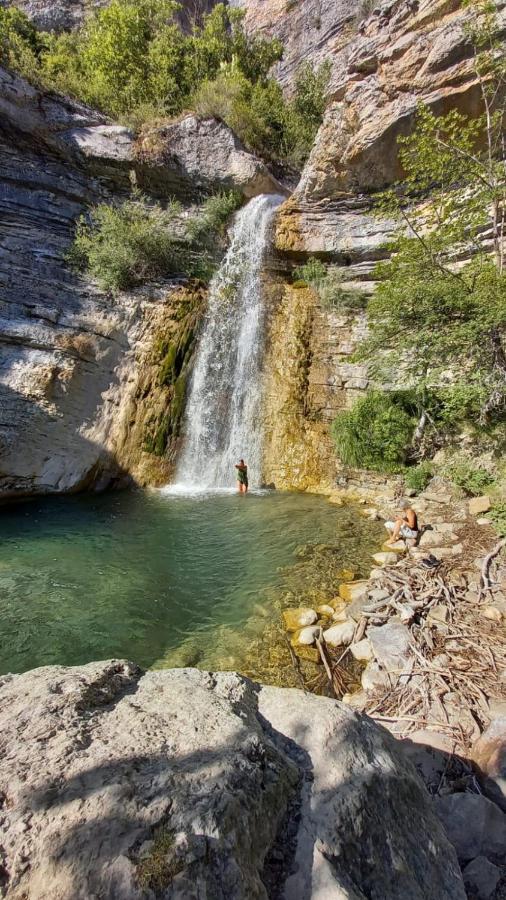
<box><xmin>0</xmin><ymin>662</ymin><xmax>466</xmax><ymax>899</ymax></box>
<box><xmin>0</xmin><ymin>67</ymin><xmax>281</xmax><ymax>499</ymax></box>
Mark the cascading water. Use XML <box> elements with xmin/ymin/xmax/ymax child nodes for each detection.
<box><xmin>170</xmin><ymin>193</ymin><xmax>284</xmax><ymax>492</ymax></box>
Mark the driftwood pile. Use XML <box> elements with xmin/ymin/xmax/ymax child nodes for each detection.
<box><xmin>317</xmin><ymin>540</ymin><xmax>506</xmax><ymax>754</ymax></box>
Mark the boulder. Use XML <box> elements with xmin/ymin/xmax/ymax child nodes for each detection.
<box><xmin>282</xmin><ymin>607</ymin><xmax>318</xmax><ymax>631</ymax></box>
<box><xmin>469</xmin><ymin>496</ymin><xmax>492</xmax><ymax>516</ymax></box>
<box><xmin>338</xmin><ymin>580</ymin><xmax>369</xmax><ymax>602</ymax></box>
<box><xmin>136</xmin><ymin>115</ymin><xmax>287</xmax><ymax>200</ymax></box>
<box><xmin>323</xmin><ymin>619</ymin><xmax>356</xmax><ymax>647</ymax></box>
<box><xmin>434</xmin><ymin>793</ymin><xmax>506</xmax><ymax>864</ymax></box>
<box><xmin>368</xmin><ymin>621</ymin><xmax>413</xmax><ymax>674</ymax></box>
<box><xmin>462</xmin><ymin>856</ymin><xmax>502</xmax><ymax>900</ymax></box>
<box><xmin>419</xmin><ymin>530</ymin><xmax>459</xmax><ymax>548</ymax></box>
<box><xmin>349</xmin><ymin>638</ymin><xmax>374</xmax><ymax>661</ymax></box>
<box><xmin>0</xmin><ymin>662</ymin><xmax>466</xmax><ymax>899</ymax></box>
<box><xmin>372</xmin><ymin>551</ymin><xmax>399</xmax><ymax>567</ymax></box>
<box><xmin>472</xmin><ymin>716</ymin><xmax>506</xmax><ymax>812</ymax></box>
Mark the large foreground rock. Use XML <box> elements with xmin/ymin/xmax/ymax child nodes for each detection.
<box><xmin>0</xmin><ymin>662</ymin><xmax>465</xmax><ymax>898</ymax></box>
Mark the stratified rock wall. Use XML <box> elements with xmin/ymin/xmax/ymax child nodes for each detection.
<box><xmin>0</xmin><ymin>661</ymin><xmax>466</xmax><ymax>899</ymax></box>
<box><xmin>262</xmin><ymin>0</ymin><xmax>506</xmax><ymax>491</ymax></box>
<box><xmin>0</xmin><ymin>67</ymin><xmax>281</xmax><ymax>499</ymax></box>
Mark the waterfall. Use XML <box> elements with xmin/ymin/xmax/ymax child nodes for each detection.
<box><xmin>171</xmin><ymin>193</ymin><xmax>283</xmax><ymax>492</ymax></box>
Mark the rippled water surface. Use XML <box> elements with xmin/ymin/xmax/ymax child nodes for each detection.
<box><xmin>0</xmin><ymin>489</ymin><xmax>381</xmax><ymax>675</ymax></box>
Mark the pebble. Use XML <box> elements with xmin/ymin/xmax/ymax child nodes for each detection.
<box><xmin>481</xmin><ymin>606</ymin><xmax>503</xmax><ymax>623</ymax></box>
<box><xmin>316</xmin><ymin>604</ymin><xmax>335</xmax><ymax>617</ymax></box>
<box><xmin>361</xmin><ymin>661</ymin><xmax>391</xmax><ymax>693</ymax></box>
<box><xmin>349</xmin><ymin>639</ymin><xmax>374</xmax><ymax>662</ymax></box>
<box><xmin>469</xmin><ymin>495</ymin><xmax>491</xmax><ymax>516</ymax></box>
<box><xmin>368</xmin><ymin>587</ymin><xmax>390</xmax><ymax>603</ymax></box>
<box><xmin>296</xmin><ymin>626</ymin><xmax>320</xmax><ymax>646</ymax></box>
<box><xmin>323</xmin><ymin>620</ymin><xmax>355</xmax><ymax>647</ymax></box>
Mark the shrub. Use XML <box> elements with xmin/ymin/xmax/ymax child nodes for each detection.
<box><xmin>294</xmin><ymin>258</ymin><xmax>368</xmax><ymax>311</ymax></box>
<box><xmin>293</xmin><ymin>257</ymin><xmax>327</xmax><ymax>289</ymax></box>
<box><xmin>319</xmin><ymin>270</ymin><xmax>369</xmax><ymax>311</ymax></box>
<box><xmin>331</xmin><ymin>392</ymin><xmax>415</xmax><ymax>473</ymax></box>
<box><xmin>404</xmin><ymin>461</ymin><xmax>433</xmax><ymax>493</ymax></box>
<box><xmin>70</xmin><ymin>193</ymin><xmax>183</xmax><ymax>292</ymax></box>
<box><xmin>0</xmin><ymin>6</ymin><xmax>45</xmax><ymax>79</ymax></box>
<box><xmin>71</xmin><ymin>188</ymin><xmax>241</xmax><ymax>291</ymax></box>
<box><xmin>490</xmin><ymin>502</ymin><xmax>506</xmax><ymax>537</ymax></box>
<box><xmin>444</xmin><ymin>462</ymin><xmax>495</xmax><ymax>496</ymax></box>
<box><xmin>186</xmin><ymin>190</ymin><xmax>242</xmax><ymax>243</ymax></box>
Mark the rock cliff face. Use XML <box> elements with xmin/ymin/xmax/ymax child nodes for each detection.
<box><xmin>0</xmin><ymin>661</ymin><xmax>466</xmax><ymax>899</ymax></box>
<box><xmin>261</xmin><ymin>0</ymin><xmax>506</xmax><ymax>490</ymax></box>
<box><xmin>0</xmin><ymin>67</ymin><xmax>281</xmax><ymax>498</ymax></box>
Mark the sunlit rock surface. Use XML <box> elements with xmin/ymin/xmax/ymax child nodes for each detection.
<box><xmin>0</xmin><ymin>662</ymin><xmax>466</xmax><ymax>899</ymax></box>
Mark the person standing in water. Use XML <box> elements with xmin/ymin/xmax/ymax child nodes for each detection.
<box><xmin>235</xmin><ymin>459</ymin><xmax>248</xmax><ymax>493</ymax></box>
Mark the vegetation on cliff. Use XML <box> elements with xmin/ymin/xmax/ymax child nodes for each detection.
<box><xmin>70</xmin><ymin>188</ymin><xmax>242</xmax><ymax>291</ymax></box>
<box><xmin>329</xmin><ymin>0</ymin><xmax>506</xmax><ymax>500</ymax></box>
<box><xmin>0</xmin><ymin>0</ymin><xmax>329</xmax><ymax>168</ymax></box>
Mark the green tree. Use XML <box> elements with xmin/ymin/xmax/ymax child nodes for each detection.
<box><xmin>362</xmin><ymin>0</ymin><xmax>506</xmax><ymax>431</ymax></box>
<box><xmin>0</xmin><ymin>6</ymin><xmax>45</xmax><ymax>79</ymax></box>
<box><xmin>331</xmin><ymin>392</ymin><xmax>415</xmax><ymax>473</ymax></box>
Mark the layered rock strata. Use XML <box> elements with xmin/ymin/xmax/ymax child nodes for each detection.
<box><xmin>0</xmin><ymin>661</ymin><xmax>466</xmax><ymax>899</ymax></box>
<box><xmin>0</xmin><ymin>67</ymin><xmax>281</xmax><ymax>498</ymax></box>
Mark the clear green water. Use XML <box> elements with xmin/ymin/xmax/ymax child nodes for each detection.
<box><xmin>0</xmin><ymin>489</ymin><xmax>380</xmax><ymax>676</ymax></box>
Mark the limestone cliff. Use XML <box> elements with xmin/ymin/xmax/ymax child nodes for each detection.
<box><xmin>261</xmin><ymin>0</ymin><xmax>506</xmax><ymax>491</ymax></box>
<box><xmin>0</xmin><ymin>67</ymin><xmax>281</xmax><ymax>498</ymax></box>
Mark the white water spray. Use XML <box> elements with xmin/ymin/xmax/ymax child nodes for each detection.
<box><xmin>170</xmin><ymin>193</ymin><xmax>283</xmax><ymax>492</ymax></box>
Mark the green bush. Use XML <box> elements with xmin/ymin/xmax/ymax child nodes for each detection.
<box><xmin>490</xmin><ymin>502</ymin><xmax>506</xmax><ymax>537</ymax></box>
<box><xmin>293</xmin><ymin>257</ymin><xmax>327</xmax><ymax>288</ymax></box>
<box><xmin>71</xmin><ymin>189</ymin><xmax>241</xmax><ymax>292</ymax></box>
<box><xmin>444</xmin><ymin>462</ymin><xmax>495</xmax><ymax>496</ymax></box>
<box><xmin>70</xmin><ymin>193</ymin><xmax>184</xmax><ymax>292</ymax></box>
<box><xmin>331</xmin><ymin>392</ymin><xmax>415</xmax><ymax>473</ymax></box>
<box><xmin>294</xmin><ymin>257</ymin><xmax>368</xmax><ymax>310</ymax></box>
<box><xmin>186</xmin><ymin>190</ymin><xmax>242</xmax><ymax>243</ymax></box>
<box><xmin>192</xmin><ymin>60</ymin><xmax>329</xmax><ymax>166</ymax></box>
<box><xmin>404</xmin><ymin>461</ymin><xmax>433</xmax><ymax>493</ymax></box>
<box><xmin>0</xmin><ymin>6</ymin><xmax>45</xmax><ymax>79</ymax></box>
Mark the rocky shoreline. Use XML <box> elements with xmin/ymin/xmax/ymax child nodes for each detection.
<box><xmin>275</xmin><ymin>479</ymin><xmax>506</xmax><ymax>899</ymax></box>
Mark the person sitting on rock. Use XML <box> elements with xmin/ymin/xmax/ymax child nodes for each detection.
<box><xmin>385</xmin><ymin>500</ymin><xmax>418</xmax><ymax>544</ymax></box>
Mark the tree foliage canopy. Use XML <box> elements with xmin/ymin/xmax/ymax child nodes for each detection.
<box><xmin>359</xmin><ymin>0</ymin><xmax>506</xmax><ymax>432</ymax></box>
<box><xmin>0</xmin><ymin>0</ymin><xmax>329</xmax><ymax>167</ymax></box>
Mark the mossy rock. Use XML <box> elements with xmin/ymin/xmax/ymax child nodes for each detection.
<box><xmin>282</xmin><ymin>607</ymin><xmax>317</xmax><ymax>632</ymax></box>
<box><xmin>338</xmin><ymin>581</ymin><xmax>369</xmax><ymax>603</ymax></box>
